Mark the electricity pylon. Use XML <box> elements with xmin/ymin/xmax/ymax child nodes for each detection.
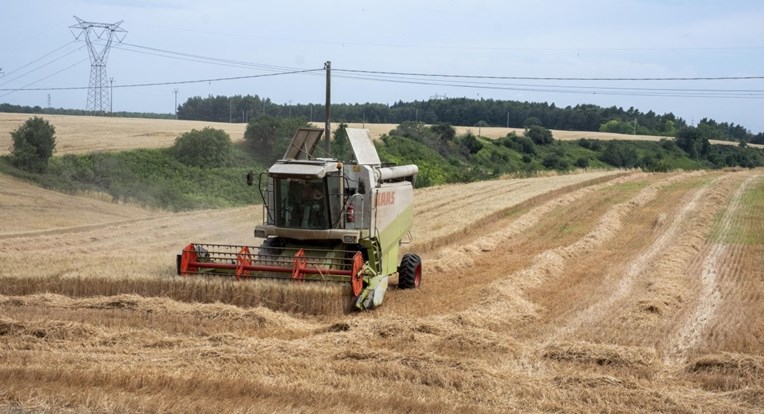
<box><xmin>70</xmin><ymin>16</ymin><xmax>126</xmax><ymax>113</ymax></box>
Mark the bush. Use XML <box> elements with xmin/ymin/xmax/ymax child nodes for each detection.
<box><xmin>499</xmin><ymin>133</ymin><xmax>537</xmax><ymax>155</ymax></box>
<box><xmin>171</xmin><ymin>127</ymin><xmax>233</xmax><ymax>168</ymax></box>
<box><xmin>525</xmin><ymin>125</ymin><xmax>554</xmax><ymax>145</ymax></box>
<box><xmin>10</xmin><ymin>116</ymin><xmax>56</xmax><ymax>172</ymax></box>
<box><xmin>430</xmin><ymin>123</ymin><xmax>456</xmax><ymax>142</ymax></box>
<box><xmin>459</xmin><ymin>133</ymin><xmax>484</xmax><ymax>155</ymax></box>
<box><xmin>575</xmin><ymin>157</ymin><xmax>590</xmax><ymax>168</ymax></box>
<box><xmin>675</xmin><ymin>127</ymin><xmax>710</xmax><ymax>160</ymax></box>
<box><xmin>600</xmin><ymin>141</ymin><xmax>639</xmax><ymax>168</ymax></box>
<box><xmin>543</xmin><ymin>152</ymin><xmax>570</xmax><ymax>171</ymax></box>
<box><xmin>578</xmin><ymin>138</ymin><xmax>602</xmax><ymax>151</ymax></box>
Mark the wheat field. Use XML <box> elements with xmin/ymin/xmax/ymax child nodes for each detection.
<box><xmin>0</xmin><ymin>114</ymin><xmax>762</xmax><ymax>412</ymax></box>
<box><xmin>1</xmin><ymin>113</ymin><xmax>756</xmax><ymax>156</ymax></box>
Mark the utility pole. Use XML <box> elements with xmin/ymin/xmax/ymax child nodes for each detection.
<box><xmin>109</xmin><ymin>77</ymin><xmax>114</xmax><ymax>114</ymax></box>
<box><xmin>70</xmin><ymin>16</ymin><xmax>126</xmax><ymax>114</ymax></box>
<box><xmin>173</xmin><ymin>89</ymin><xmax>179</xmax><ymax>119</ymax></box>
<box><xmin>229</xmin><ymin>96</ymin><xmax>232</xmax><ymax>123</ymax></box>
<box><xmin>324</xmin><ymin>61</ymin><xmax>331</xmax><ymax>155</ymax></box>
<box><xmin>507</xmin><ymin>112</ymin><xmax>510</xmax><ymax>129</ymax></box>
<box><xmin>47</xmin><ymin>94</ymin><xmax>51</xmax><ymax>108</ymax></box>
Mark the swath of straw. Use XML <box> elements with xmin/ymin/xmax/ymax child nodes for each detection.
<box><xmin>0</xmin><ymin>275</ymin><xmax>353</xmax><ymax>316</ymax></box>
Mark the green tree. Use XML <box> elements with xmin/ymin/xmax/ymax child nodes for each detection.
<box><xmin>575</xmin><ymin>157</ymin><xmax>589</xmax><ymax>168</ymax></box>
<box><xmin>430</xmin><ymin>123</ymin><xmax>456</xmax><ymax>142</ymax></box>
<box><xmin>599</xmin><ymin>119</ymin><xmax>633</xmax><ymax>134</ymax></box>
<box><xmin>523</xmin><ymin>116</ymin><xmax>542</xmax><ymax>129</ymax></box>
<box><xmin>600</xmin><ymin>141</ymin><xmax>639</xmax><ymax>168</ymax></box>
<box><xmin>332</xmin><ymin>123</ymin><xmax>352</xmax><ymax>162</ymax></box>
<box><xmin>171</xmin><ymin>127</ymin><xmax>233</xmax><ymax>168</ymax></box>
<box><xmin>459</xmin><ymin>132</ymin><xmax>483</xmax><ymax>155</ymax></box>
<box><xmin>675</xmin><ymin>127</ymin><xmax>710</xmax><ymax>160</ymax></box>
<box><xmin>10</xmin><ymin>116</ymin><xmax>56</xmax><ymax>172</ymax></box>
<box><xmin>244</xmin><ymin>115</ymin><xmax>311</xmax><ymax>163</ymax></box>
<box><xmin>525</xmin><ymin>125</ymin><xmax>554</xmax><ymax>145</ymax></box>
<box><xmin>244</xmin><ymin>115</ymin><xmax>280</xmax><ymax>160</ymax></box>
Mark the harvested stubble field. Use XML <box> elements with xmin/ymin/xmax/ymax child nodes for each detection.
<box><xmin>1</xmin><ymin>164</ymin><xmax>762</xmax><ymax>413</ymax></box>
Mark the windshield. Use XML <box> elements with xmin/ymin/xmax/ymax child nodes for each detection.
<box><xmin>274</xmin><ymin>178</ymin><xmax>329</xmax><ymax>229</ymax></box>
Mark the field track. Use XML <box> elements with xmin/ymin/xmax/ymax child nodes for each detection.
<box><xmin>0</xmin><ymin>166</ymin><xmax>762</xmax><ymax>412</ymax></box>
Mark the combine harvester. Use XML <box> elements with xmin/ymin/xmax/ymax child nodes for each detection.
<box><xmin>177</xmin><ymin>128</ymin><xmax>422</xmax><ymax>310</ymax></box>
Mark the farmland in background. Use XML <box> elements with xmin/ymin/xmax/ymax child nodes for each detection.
<box><xmin>0</xmin><ymin>113</ymin><xmax>758</xmax><ymax>156</ymax></box>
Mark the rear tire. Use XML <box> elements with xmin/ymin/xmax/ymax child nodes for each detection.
<box><xmin>398</xmin><ymin>254</ymin><xmax>422</xmax><ymax>289</ymax></box>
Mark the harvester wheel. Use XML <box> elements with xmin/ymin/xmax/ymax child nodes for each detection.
<box><xmin>398</xmin><ymin>254</ymin><xmax>422</xmax><ymax>289</ymax></box>
<box><xmin>351</xmin><ymin>252</ymin><xmax>364</xmax><ymax>297</ymax></box>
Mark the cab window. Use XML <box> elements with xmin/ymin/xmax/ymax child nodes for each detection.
<box><xmin>274</xmin><ymin>178</ymin><xmax>329</xmax><ymax>229</ymax></box>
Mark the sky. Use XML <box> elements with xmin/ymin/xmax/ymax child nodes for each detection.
<box><xmin>1</xmin><ymin>0</ymin><xmax>763</xmax><ymax>132</ymax></box>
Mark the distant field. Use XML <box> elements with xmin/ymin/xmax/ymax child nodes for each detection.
<box><xmin>0</xmin><ymin>113</ymin><xmax>247</xmax><ymax>155</ymax></box>
<box><xmin>319</xmin><ymin>122</ymin><xmax>759</xmax><ymax>147</ymax></box>
<box><xmin>0</xmin><ymin>113</ymin><xmax>757</xmax><ymax>156</ymax></box>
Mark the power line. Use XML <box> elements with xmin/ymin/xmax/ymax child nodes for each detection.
<box><xmin>334</xmin><ymin>68</ymin><xmax>763</xmax><ymax>82</ymax></box>
<box><xmin>334</xmin><ymin>69</ymin><xmax>763</xmax><ymax>92</ymax></box>
<box><xmin>2</xmin><ymin>39</ymin><xmax>761</xmax><ymax>102</ymax></box>
<box><xmin>0</xmin><ymin>68</ymin><xmax>324</xmax><ymax>92</ymax></box>
<box><xmin>332</xmin><ymin>72</ymin><xmax>763</xmax><ymax>99</ymax></box>
<box><xmin>101</xmin><ymin>42</ymin><xmax>765</xmax><ymax>98</ymax></box>
<box><xmin>122</xmin><ymin>23</ymin><xmax>765</xmax><ymax>53</ymax></box>
<box><xmin>333</xmin><ymin>71</ymin><xmax>763</xmax><ymax>95</ymax></box>
<box><xmin>0</xmin><ymin>41</ymin><xmax>79</xmax><ymax>78</ymax></box>
<box><xmin>118</xmin><ymin>42</ymin><xmax>301</xmax><ymax>73</ymax></box>
<box><xmin>0</xmin><ymin>44</ymin><xmax>85</xmax><ymax>88</ymax></box>
<box><xmin>113</xmin><ymin>42</ymin><xmax>765</xmax><ymax>83</ymax></box>
<box><xmin>0</xmin><ymin>58</ymin><xmax>89</xmax><ymax>98</ymax></box>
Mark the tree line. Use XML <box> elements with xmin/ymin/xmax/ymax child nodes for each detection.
<box><xmin>174</xmin><ymin>95</ymin><xmax>762</xmax><ymax>145</ymax></box>
<box><xmin>3</xmin><ymin>96</ymin><xmax>762</xmax><ymax>145</ymax></box>
<box><xmin>0</xmin><ymin>103</ymin><xmax>174</xmax><ymax>120</ymax></box>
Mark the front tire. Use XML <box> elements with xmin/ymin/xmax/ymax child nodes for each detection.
<box><xmin>398</xmin><ymin>254</ymin><xmax>422</xmax><ymax>289</ymax></box>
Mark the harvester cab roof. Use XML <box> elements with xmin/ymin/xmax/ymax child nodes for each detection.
<box><xmin>178</xmin><ymin>127</ymin><xmax>422</xmax><ymax>310</ymax></box>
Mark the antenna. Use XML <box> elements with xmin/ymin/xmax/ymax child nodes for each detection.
<box><xmin>70</xmin><ymin>16</ymin><xmax>127</xmax><ymax>114</ymax></box>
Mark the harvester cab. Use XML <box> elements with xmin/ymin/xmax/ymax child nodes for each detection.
<box><xmin>178</xmin><ymin>127</ymin><xmax>421</xmax><ymax>310</ymax></box>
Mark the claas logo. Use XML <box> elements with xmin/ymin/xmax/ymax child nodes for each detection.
<box><xmin>376</xmin><ymin>191</ymin><xmax>396</xmax><ymax>207</ymax></box>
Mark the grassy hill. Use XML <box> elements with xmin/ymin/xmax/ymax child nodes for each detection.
<box><xmin>0</xmin><ymin>115</ymin><xmax>761</xmax><ymax>211</ymax></box>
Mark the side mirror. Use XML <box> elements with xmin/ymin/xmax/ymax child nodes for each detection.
<box><xmin>246</xmin><ymin>170</ymin><xmax>254</xmax><ymax>186</ymax></box>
